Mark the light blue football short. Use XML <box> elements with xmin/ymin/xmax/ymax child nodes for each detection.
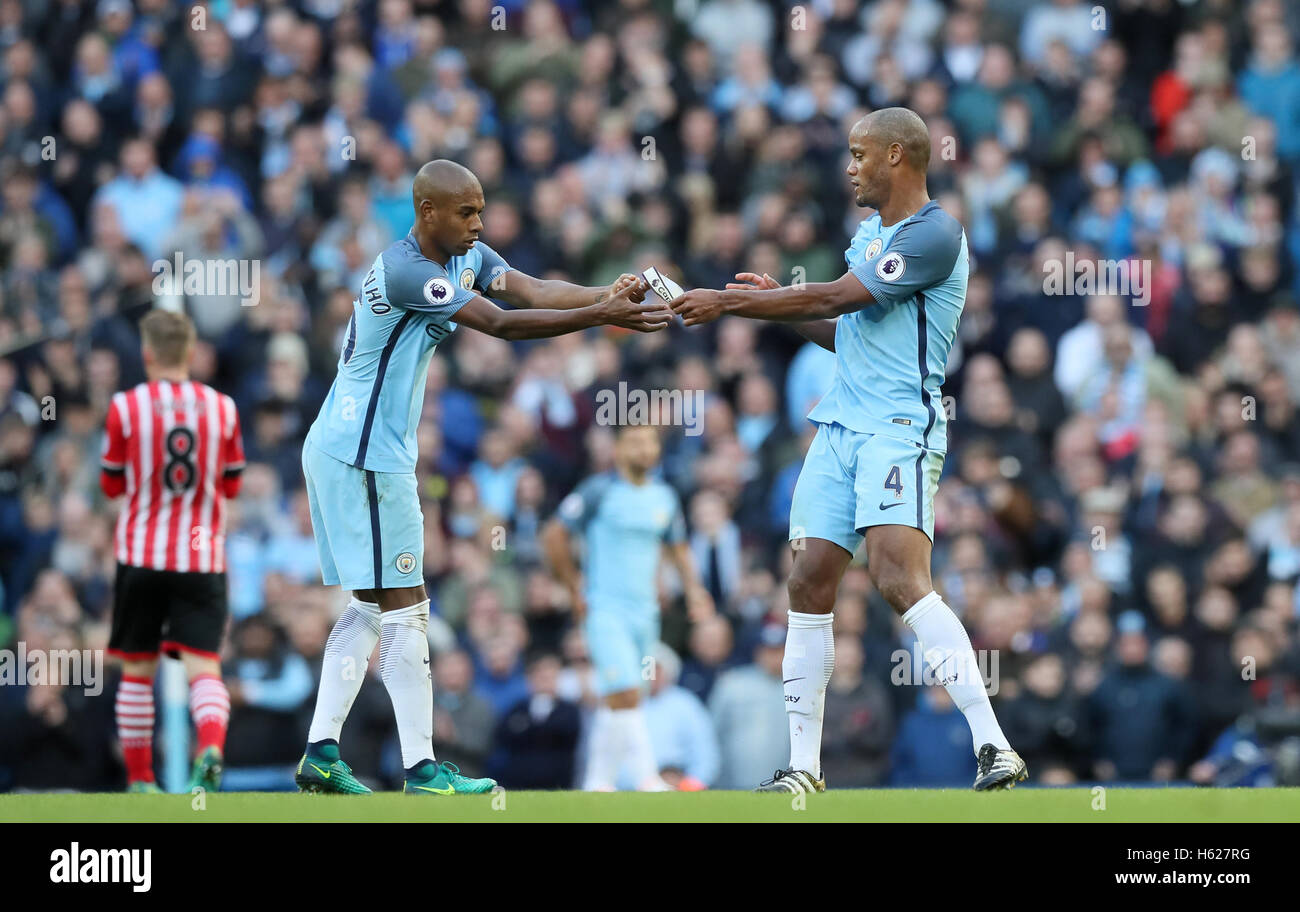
<box><xmin>302</xmin><ymin>434</ymin><xmax>424</xmax><ymax>590</ymax></box>
<box><xmin>788</xmin><ymin>421</ymin><xmax>944</xmax><ymax>554</ymax></box>
<box><xmin>584</xmin><ymin>608</ymin><xmax>659</xmax><ymax>697</ymax></box>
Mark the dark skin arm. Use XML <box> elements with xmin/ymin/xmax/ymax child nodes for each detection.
<box><xmin>725</xmin><ymin>272</ymin><xmax>838</xmax><ymax>352</ymax></box>
<box><xmin>484</xmin><ymin>270</ymin><xmax>640</xmax><ymax>311</ymax></box>
<box><xmin>454</xmin><ymin>278</ymin><xmax>671</xmax><ymax>340</ymax></box>
<box><xmin>672</xmin><ymin>271</ymin><xmax>872</xmax><ymax>326</ymax></box>
<box><xmin>540</xmin><ymin>518</ymin><xmax>585</xmax><ymax>621</ymax></box>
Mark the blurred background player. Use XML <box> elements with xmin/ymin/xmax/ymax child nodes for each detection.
<box><xmin>672</xmin><ymin>108</ymin><xmax>1026</xmax><ymax>793</ymax></box>
<box><xmin>101</xmin><ymin>309</ymin><xmax>245</xmax><ymax>793</ymax></box>
<box><xmin>296</xmin><ymin>160</ymin><xmax>669</xmax><ymax>796</ymax></box>
<box><xmin>542</xmin><ymin>424</ymin><xmax>714</xmax><ymax>791</ymax></box>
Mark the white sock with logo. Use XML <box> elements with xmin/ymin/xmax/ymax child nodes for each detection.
<box><xmin>902</xmin><ymin>591</ymin><xmax>1010</xmax><ymax>754</ymax></box>
<box><xmin>378</xmin><ymin>601</ymin><xmax>435</xmax><ymax>770</ymax></box>
<box><xmin>785</xmin><ymin>610</ymin><xmax>835</xmax><ymax>779</ymax></box>
<box><xmin>307</xmin><ymin>596</ymin><xmax>381</xmax><ymax>745</ymax></box>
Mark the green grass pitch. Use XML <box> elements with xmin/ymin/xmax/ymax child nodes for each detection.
<box><xmin>3</xmin><ymin>788</ymin><xmax>1297</xmax><ymax>823</ymax></box>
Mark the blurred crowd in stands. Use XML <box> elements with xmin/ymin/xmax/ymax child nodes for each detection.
<box><xmin>3</xmin><ymin>0</ymin><xmax>1300</xmax><ymax>791</ymax></box>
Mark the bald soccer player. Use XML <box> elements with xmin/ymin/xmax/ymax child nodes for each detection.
<box><xmin>672</xmin><ymin>108</ymin><xmax>1027</xmax><ymax>793</ymax></box>
<box><xmin>296</xmin><ymin>160</ymin><xmax>671</xmax><ymax>796</ymax></box>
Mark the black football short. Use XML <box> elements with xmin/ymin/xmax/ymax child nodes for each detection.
<box><xmin>109</xmin><ymin>563</ymin><xmax>229</xmax><ymax>660</ymax></box>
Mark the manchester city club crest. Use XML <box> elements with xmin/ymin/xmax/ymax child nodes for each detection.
<box><xmin>460</xmin><ymin>267</ymin><xmax>475</xmax><ymax>290</ymax></box>
<box><xmin>395</xmin><ymin>552</ymin><xmax>416</xmax><ymax>574</ymax></box>
<box><xmin>865</xmin><ymin>237</ymin><xmax>883</xmax><ymax>259</ymax></box>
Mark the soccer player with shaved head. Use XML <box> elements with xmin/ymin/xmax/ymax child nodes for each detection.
<box><xmin>296</xmin><ymin>160</ymin><xmax>671</xmax><ymax>797</ymax></box>
<box><xmin>672</xmin><ymin>107</ymin><xmax>1027</xmax><ymax>793</ymax></box>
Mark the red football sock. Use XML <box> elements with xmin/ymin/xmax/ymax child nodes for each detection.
<box><xmin>116</xmin><ymin>675</ymin><xmax>155</xmax><ymax>783</ymax></box>
<box><xmin>189</xmin><ymin>673</ymin><xmax>230</xmax><ymax>752</ymax></box>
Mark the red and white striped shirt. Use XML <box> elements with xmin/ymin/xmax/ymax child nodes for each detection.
<box><xmin>100</xmin><ymin>380</ymin><xmax>245</xmax><ymax>573</ymax></box>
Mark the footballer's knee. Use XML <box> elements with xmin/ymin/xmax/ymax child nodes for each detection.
<box><xmin>866</xmin><ymin>527</ymin><xmax>934</xmax><ymax>614</ymax></box>
<box><xmin>182</xmin><ymin>653</ymin><xmax>221</xmax><ymax>680</ymax></box>
<box><xmin>121</xmin><ymin>659</ymin><xmax>158</xmax><ymax>681</ymax></box>
<box><xmin>605</xmin><ymin>689</ymin><xmax>640</xmax><ymax>710</ymax></box>
<box><xmin>787</xmin><ymin>561</ymin><xmax>838</xmax><ymax>614</ymax></box>
<box><xmin>868</xmin><ymin>555</ymin><xmax>931</xmax><ymax>615</ymax></box>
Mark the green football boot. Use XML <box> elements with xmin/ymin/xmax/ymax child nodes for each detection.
<box><xmin>403</xmin><ymin>760</ymin><xmax>497</xmax><ymax>796</ymax></box>
<box><xmin>127</xmin><ymin>781</ymin><xmax>164</xmax><ymax>794</ymax></box>
<box><xmin>188</xmin><ymin>746</ymin><xmax>224</xmax><ymax>793</ymax></box>
<box><xmin>295</xmin><ymin>742</ymin><xmax>372</xmax><ymax>795</ymax></box>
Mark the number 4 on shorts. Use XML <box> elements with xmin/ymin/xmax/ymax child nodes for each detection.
<box><xmin>884</xmin><ymin>465</ymin><xmax>903</xmax><ymax>497</ymax></box>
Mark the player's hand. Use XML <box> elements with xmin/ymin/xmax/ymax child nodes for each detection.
<box><xmin>685</xmin><ymin>585</ymin><xmax>715</xmax><ymax>623</ymax></box>
<box><xmin>608</xmin><ymin>273</ymin><xmax>644</xmax><ymax>303</ymax></box>
<box><xmin>602</xmin><ymin>278</ymin><xmax>672</xmax><ymax>332</ymax></box>
<box><xmin>725</xmin><ymin>272</ymin><xmax>780</xmax><ymax>291</ymax></box>
<box><xmin>670</xmin><ymin>288</ymin><xmax>727</xmax><ymax>326</ymax></box>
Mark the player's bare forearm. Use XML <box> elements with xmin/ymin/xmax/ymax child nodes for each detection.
<box><xmin>476</xmin><ymin>301</ymin><xmax>610</xmax><ymax>340</ymax></box>
<box><xmin>673</xmin><ymin>273</ymin><xmax>871</xmax><ymax>326</ymax></box>
<box><xmin>721</xmin><ymin>273</ymin><xmax>838</xmax><ymax>350</ymax></box>
<box><xmin>541</xmin><ymin>519</ymin><xmax>581</xmax><ymax>591</ymax></box>
<box><xmin>490</xmin><ymin>271</ymin><xmax>637</xmax><ymax>311</ymax></box>
<box><xmin>794</xmin><ymin>319</ymin><xmax>837</xmax><ymax>352</ymax></box>
<box><xmin>455</xmin><ymin>281</ymin><xmax>669</xmax><ymax>339</ymax></box>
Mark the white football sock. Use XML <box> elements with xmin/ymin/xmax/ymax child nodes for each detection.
<box><xmin>618</xmin><ymin>707</ymin><xmax>666</xmax><ymax>790</ymax></box>
<box><xmin>583</xmin><ymin>706</ymin><xmax>622</xmax><ymax>790</ymax></box>
<box><xmin>784</xmin><ymin>610</ymin><xmax>834</xmax><ymax>779</ymax></box>
<box><xmin>902</xmin><ymin>591</ymin><xmax>1010</xmax><ymax>754</ymax></box>
<box><xmin>307</xmin><ymin>597</ymin><xmax>381</xmax><ymax>745</ymax></box>
<box><xmin>378</xmin><ymin>600</ymin><xmax>436</xmax><ymax>769</ymax></box>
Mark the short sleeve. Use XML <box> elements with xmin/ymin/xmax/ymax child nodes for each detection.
<box><xmin>473</xmin><ymin>241</ymin><xmax>515</xmax><ymax>296</ymax></box>
<box><xmin>384</xmin><ymin>253</ymin><xmax>477</xmax><ymax>319</ymax></box>
<box><xmin>850</xmin><ymin>209</ymin><xmax>963</xmax><ymax>309</ymax></box>
<box><xmin>556</xmin><ymin>475</ymin><xmax>611</xmax><ymax>533</ymax></box>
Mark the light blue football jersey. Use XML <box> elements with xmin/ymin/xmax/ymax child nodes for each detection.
<box><xmin>309</xmin><ymin>233</ymin><xmax>513</xmax><ymax>473</ymax></box>
<box><xmin>806</xmin><ymin>201</ymin><xmax>968</xmax><ymax>453</ymax></box>
<box><xmin>557</xmin><ymin>471</ymin><xmax>687</xmax><ymax>615</ymax></box>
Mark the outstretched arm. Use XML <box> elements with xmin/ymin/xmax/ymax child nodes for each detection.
<box><xmin>726</xmin><ymin>272</ymin><xmax>838</xmax><ymax>352</ymax></box>
<box><xmin>485</xmin><ymin>270</ymin><xmax>641</xmax><ymax>312</ymax></box>
<box><xmin>673</xmin><ymin>271</ymin><xmax>872</xmax><ymax>326</ymax></box>
<box><xmin>454</xmin><ymin>279</ymin><xmax>671</xmax><ymax>340</ymax></box>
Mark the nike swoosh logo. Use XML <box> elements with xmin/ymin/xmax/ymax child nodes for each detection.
<box><xmin>783</xmin><ymin>677</ymin><xmax>805</xmax><ymax>685</ymax></box>
<box><xmin>309</xmin><ymin>763</ymin><xmax>331</xmax><ymax>779</ymax></box>
<box><xmin>411</xmin><ymin>785</ymin><xmax>455</xmax><ymax>795</ymax></box>
<box><xmin>878</xmin><ymin>502</ymin><xmax>907</xmax><ymax>511</ymax></box>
